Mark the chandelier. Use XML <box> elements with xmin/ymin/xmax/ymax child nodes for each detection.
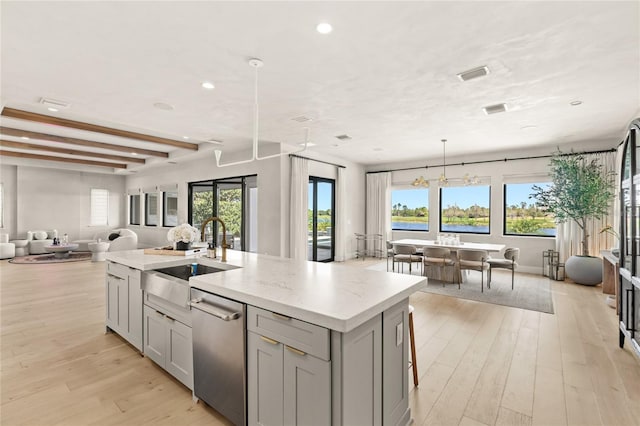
<box><xmin>412</xmin><ymin>139</ymin><xmax>480</xmax><ymax>187</ymax></box>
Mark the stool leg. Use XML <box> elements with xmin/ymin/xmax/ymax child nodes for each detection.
<box><xmin>409</xmin><ymin>311</ymin><xmax>418</xmax><ymax>387</ymax></box>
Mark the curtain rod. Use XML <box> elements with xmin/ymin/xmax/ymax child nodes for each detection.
<box><xmin>289</xmin><ymin>153</ymin><xmax>346</xmax><ymax>169</ymax></box>
<box><xmin>365</xmin><ymin>148</ymin><xmax>617</xmax><ymax>174</ymax></box>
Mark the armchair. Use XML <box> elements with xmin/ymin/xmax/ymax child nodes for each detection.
<box><xmin>93</xmin><ymin>228</ymin><xmax>138</xmax><ymax>251</ymax></box>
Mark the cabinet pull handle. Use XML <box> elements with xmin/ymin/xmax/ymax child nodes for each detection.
<box><xmin>285</xmin><ymin>345</ymin><xmax>306</xmax><ymax>356</ymax></box>
<box><xmin>165</xmin><ymin>315</ymin><xmax>175</xmax><ymax>322</ymax></box>
<box><xmin>626</xmin><ymin>289</ymin><xmax>634</xmax><ymax>331</ymax></box>
<box><xmin>260</xmin><ymin>335</ymin><xmax>279</xmax><ymax>345</ymax></box>
<box><xmin>272</xmin><ymin>312</ymin><xmax>291</xmax><ymax>321</ymax></box>
<box><xmin>155</xmin><ymin>311</ymin><xmax>164</xmax><ymax>318</ymax></box>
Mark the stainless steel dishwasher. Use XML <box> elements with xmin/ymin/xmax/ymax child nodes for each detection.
<box><xmin>190</xmin><ymin>288</ymin><xmax>246</xmax><ymax>426</ymax></box>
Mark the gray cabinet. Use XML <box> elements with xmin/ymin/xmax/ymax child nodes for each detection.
<box><xmin>143</xmin><ymin>305</ymin><xmax>194</xmax><ymax>390</ymax></box>
<box><xmin>247</xmin><ymin>306</ymin><xmax>331</xmax><ymax>426</ymax></box>
<box><xmin>105</xmin><ymin>261</ymin><xmax>142</xmax><ymax>351</ymax></box>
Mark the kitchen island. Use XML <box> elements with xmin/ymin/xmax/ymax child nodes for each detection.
<box><xmin>105</xmin><ymin>249</ymin><xmax>425</xmax><ymax>425</ymax></box>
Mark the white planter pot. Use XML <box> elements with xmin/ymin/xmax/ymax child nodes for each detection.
<box><xmin>565</xmin><ymin>255</ymin><xmax>603</xmax><ymax>285</ymax></box>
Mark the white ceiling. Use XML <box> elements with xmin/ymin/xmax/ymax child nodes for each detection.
<box><xmin>1</xmin><ymin>1</ymin><xmax>638</xmax><ymax>173</ymax></box>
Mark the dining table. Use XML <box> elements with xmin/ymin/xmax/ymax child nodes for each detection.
<box><xmin>390</xmin><ymin>239</ymin><xmax>506</xmax><ymax>283</ymax></box>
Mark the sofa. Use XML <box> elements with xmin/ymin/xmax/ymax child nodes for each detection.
<box><xmin>26</xmin><ymin>229</ymin><xmax>58</xmax><ymax>254</ymax></box>
<box><xmin>93</xmin><ymin>228</ymin><xmax>138</xmax><ymax>252</ymax></box>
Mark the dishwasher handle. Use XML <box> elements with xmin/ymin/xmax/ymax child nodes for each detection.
<box><xmin>190</xmin><ymin>298</ymin><xmax>242</xmax><ymax>321</ymax></box>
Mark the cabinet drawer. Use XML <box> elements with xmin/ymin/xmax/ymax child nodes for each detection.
<box><xmin>107</xmin><ymin>261</ymin><xmax>129</xmax><ymax>280</ymax></box>
<box><xmin>247</xmin><ymin>306</ymin><xmax>330</xmax><ymax>361</ymax></box>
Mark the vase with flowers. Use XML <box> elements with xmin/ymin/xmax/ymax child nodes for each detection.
<box><xmin>167</xmin><ymin>223</ymin><xmax>200</xmax><ymax>251</ymax></box>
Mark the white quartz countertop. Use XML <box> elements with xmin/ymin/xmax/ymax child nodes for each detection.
<box><xmin>105</xmin><ymin>249</ymin><xmax>425</xmax><ymax>332</ymax></box>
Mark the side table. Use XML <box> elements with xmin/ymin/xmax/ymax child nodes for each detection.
<box><xmin>601</xmin><ymin>250</ymin><xmax>619</xmax><ymax>312</ymax></box>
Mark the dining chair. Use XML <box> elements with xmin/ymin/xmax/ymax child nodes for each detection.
<box><xmin>386</xmin><ymin>241</ymin><xmax>395</xmax><ymax>271</ymax></box>
<box><xmin>422</xmin><ymin>247</ymin><xmax>458</xmax><ymax>288</ymax></box>
<box><xmin>457</xmin><ymin>249</ymin><xmax>489</xmax><ymax>292</ymax></box>
<box><xmin>487</xmin><ymin>247</ymin><xmax>520</xmax><ymax>289</ymax></box>
<box><xmin>393</xmin><ymin>245</ymin><xmax>422</xmax><ymax>275</ymax></box>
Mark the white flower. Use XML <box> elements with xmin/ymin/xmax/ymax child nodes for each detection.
<box><xmin>167</xmin><ymin>223</ymin><xmax>199</xmax><ymax>243</ymax></box>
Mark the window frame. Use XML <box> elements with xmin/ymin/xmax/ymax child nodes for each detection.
<box><xmin>144</xmin><ymin>192</ymin><xmax>159</xmax><ymax>227</ymax></box>
<box><xmin>162</xmin><ymin>191</ymin><xmax>179</xmax><ymax>227</ymax></box>
<box><xmin>503</xmin><ymin>182</ymin><xmax>556</xmax><ymax>238</ymax></box>
<box><xmin>439</xmin><ymin>185</ymin><xmax>491</xmax><ymax>235</ymax></box>
<box><xmin>390</xmin><ymin>187</ymin><xmax>429</xmax><ymax>232</ymax></box>
<box><xmin>90</xmin><ymin>188</ymin><xmax>109</xmax><ymax>226</ymax></box>
<box><xmin>129</xmin><ymin>194</ymin><xmax>141</xmax><ymax>226</ymax></box>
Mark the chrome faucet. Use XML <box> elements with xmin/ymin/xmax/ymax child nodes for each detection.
<box><xmin>201</xmin><ymin>217</ymin><xmax>228</xmax><ymax>262</ymax></box>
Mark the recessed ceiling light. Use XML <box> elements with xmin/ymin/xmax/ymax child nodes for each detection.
<box><xmin>316</xmin><ymin>22</ymin><xmax>332</xmax><ymax>34</ymax></box>
<box><xmin>47</xmin><ymin>107</ymin><xmax>59</xmax><ymax>112</ymax></box>
<box><xmin>153</xmin><ymin>102</ymin><xmax>174</xmax><ymax>111</ymax></box>
<box><xmin>131</xmin><ymin>152</ymin><xmax>138</xmax><ymax>156</ymax></box>
<box><xmin>21</xmin><ymin>136</ymin><xmax>29</xmax><ymax>140</ymax></box>
<box><xmin>570</xmin><ymin>100</ymin><xmax>583</xmax><ymax>106</ymax></box>
<box><xmin>201</xmin><ymin>81</ymin><xmax>215</xmax><ymax>90</ymax></box>
<box><xmin>206</xmin><ymin>139</ymin><xmax>224</xmax><ymax>145</ymax></box>
<box><xmin>299</xmin><ymin>142</ymin><xmax>316</xmax><ymax>147</ymax></box>
<box><xmin>183</xmin><ymin>136</ymin><xmax>190</xmax><ymax>139</ymax></box>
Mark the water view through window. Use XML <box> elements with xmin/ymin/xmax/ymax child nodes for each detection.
<box><xmin>440</xmin><ymin>185</ymin><xmax>490</xmax><ymax>234</ymax></box>
<box><xmin>391</xmin><ymin>189</ymin><xmax>429</xmax><ymax>231</ymax></box>
<box><xmin>504</xmin><ymin>183</ymin><xmax>556</xmax><ymax>236</ymax></box>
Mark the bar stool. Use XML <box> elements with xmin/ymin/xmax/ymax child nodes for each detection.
<box><xmin>409</xmin><ymin>304</ymin><xmax>418</xmax><ymax>387</ymax></box>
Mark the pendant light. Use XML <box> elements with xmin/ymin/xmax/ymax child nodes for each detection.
<box><xmin>412</xmin><ymin>168</ymin><xmax>429</xmax><ymax>187</ymax></box>
<box><xmin>438</xmin><ymin>139</ymin><xmax>448</xmax><ymax>186</ymax></box>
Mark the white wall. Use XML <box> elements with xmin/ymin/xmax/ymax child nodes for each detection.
<box><xmin>1</xmin><ymin>165</ymin><xmax>18</xmax><ymax>238</ymax></box>
<box><xmin>366</xmin><ymin>140</ymin><xmax>619</xmax><ymax>273</ymax></box>
<box><xmin>1</xmin><ymin>165</ymin><xmax>126</xmax><ymax>241</ymax></box>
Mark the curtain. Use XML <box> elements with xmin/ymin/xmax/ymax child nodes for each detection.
<box><xmin>556</xmin><ymin>151</ymin><xmax>617</xmax><ymax>261</ymax></box>
<box><xmin>335</xmin><ymin>167</ymin><xmax>347</xmax><ymax>261</ymax></box>
<box><xmin>365</xmin><ymin>172</ymin><xmax>391</xmax><ymax>257</ymax></box>
<box><xmin>289</xmin><ymin>156</ymin><xmax>309</xmax><ymax>261</ymax></box>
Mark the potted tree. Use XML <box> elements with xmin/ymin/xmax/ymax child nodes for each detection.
<box><xmin>531</xmin><ymin>150</ymin><xmax>615</xmax><ymax>285</ymax></box>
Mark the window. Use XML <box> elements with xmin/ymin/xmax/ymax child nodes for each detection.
<box><xmin>504</xmin><ymin>182</ymin><xmax>556</xmax><ymax>237</ymax></box>
<box><xmin>440</xmin><ymin>185</ymin><xmax>490</xmax><ymax>234</ymax></box>
<box><xmin>308</xmin><ymin>177</ymin><xmax>335</xmax><ymax>262</ymax></box>
<box><xmin>391</xmin><ymin>188</ymin><xmax>429</xmax><ymax>231</ymax></box>
<box><xmin>90</xmin><ymin>188</ymin><xmax>109</xmax><ymax>226</ymax></box>
<box><xmin>145</xmin><ymin>193</ymin><xmax>158</xmax><ymax>226</ymax></box>
<box><xmin>129</xmin><ymin>194</ymin><xmax>140</xmax><ymax>225</ymax></box>
<box><xmin>163</xmin><ymin>191</ymin><xmax>178</xmax><ymax>227</ymax></box>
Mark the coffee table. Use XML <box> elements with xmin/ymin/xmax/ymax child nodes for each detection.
<box><xmin>45</xmin><ymin>243</ymin><xmax>79</xmax><ymax>259</ymax></box>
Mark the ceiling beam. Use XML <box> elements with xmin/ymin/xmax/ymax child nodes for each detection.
<box><xmin>0</xmin><ymin>126</ymin><xmax>169</xmax><ymax>158</ymax></box>
<box><xmin>1</xmin><ymin>107</ymin><xmax>198</xmax><ymax>150</ymax></box>
<box><xmin>0</xmin><ymin>150</ymin><xmax>128</xmax><ymax>169</ymax></box>
<box><xmin>0</xmin><ymin>139</ymin><xmax>147</xmax><ymax>164</ymax></box>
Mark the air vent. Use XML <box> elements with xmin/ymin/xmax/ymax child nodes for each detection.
<box><xmin>291</xmin><ymin>116</ymin><xmax>312</xmax><ymax>123</ymax></box>
<box><xmin>482</xmin><ymin>103</ymin><xmax>507</xmax><ymax>115</ymax></box>
<box><xmin>335</xmin><ymin>134</ymin><xmax>352</xmax><ymax>141</ymax></box>
<box><xmin>457</xmin><ymin>66</ymin><xmax>490</xmax><ymax>82</ymax></box>
<box><xmin>39</xmin><ymin>97</ymin><xmax>70</xmax><ymax>109</ymax></box>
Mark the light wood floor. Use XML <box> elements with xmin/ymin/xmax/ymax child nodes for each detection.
<box><xmin>1</xmin><ymin>258</ymin><xmax>639</xmax><ymax>426</ymax></box>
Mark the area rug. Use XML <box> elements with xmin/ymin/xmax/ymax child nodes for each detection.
<box><xmin>9</xmin><ymin>252</ymin><xmax>92</xmax><ymax>264</ymax></box>
<box><xmin>366</xmin><ymin>261</ymin><xmax>554</xmax><ymax>314</ymax></box>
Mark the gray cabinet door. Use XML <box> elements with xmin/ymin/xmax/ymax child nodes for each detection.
<box><xmin>382</xmin><ymin>301</ymin><xmax>410</xmax><ymax>426</ymax></box>
<box><xmin>283</xmin><ymin>345</ymin><xmax>331</xmax><ymax>425</ymax></box>
<box><xmin>126</xmin><ymin>271</ymin><xmax>143</xmax><ymax>351</ymax></box>
<box><xmin>166</xmin><ymin>317</ymin><xmax>193</xmax><ymax>390</ymax></box>
<box><xmin>247</xmin><ymin>332</ymin><xmax>284</xmax><ymax>426</ymax></box>
<box><xmin>143</xmin><ymin>305</ymin><xmax>166</xmax><ymax>368</ymax></box>
<box><xmin>105</xmin><ymin>275</ymin><xmax>121</xmax><ymax>330</ymax></box>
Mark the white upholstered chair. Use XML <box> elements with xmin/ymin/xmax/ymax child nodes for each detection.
<box><xmin>26</xmin><ymin>229</ymin><xmax>58</xmax><ymax>254</ymax></box>
<box><xmin>0</xmin><ymin>234</ymin><xmax>15</xmax><ymax>259</ymax></box>
<box><xmin>487</xmin><ymin>247</ymin><xmax>520</xmax><ymax>290</ymax></box>
<box><xmin>457</xmin><ymin>249</ymin><xmax>489</xmax><ymax>292</ymax></box>
<box><xmin>93</xmin><ymin>228</ymin><xmax>138</xmax><ymax>251</ymax></box>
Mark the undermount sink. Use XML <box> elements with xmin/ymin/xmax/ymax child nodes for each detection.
<box><xmin>154</xmin><ymin>264</ymin><xmax>228</xmax><ymax>281</ymax></box>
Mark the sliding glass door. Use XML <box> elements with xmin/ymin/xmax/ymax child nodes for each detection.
<box><xmin>308</xmin><ymin>177</ymin><xmax>335</xmax><ymax>262</ymax></box>
<box><xmin>188</xmin><ymin>175</ymin><xmax>257</xmax><ymax>252</ymax></box>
